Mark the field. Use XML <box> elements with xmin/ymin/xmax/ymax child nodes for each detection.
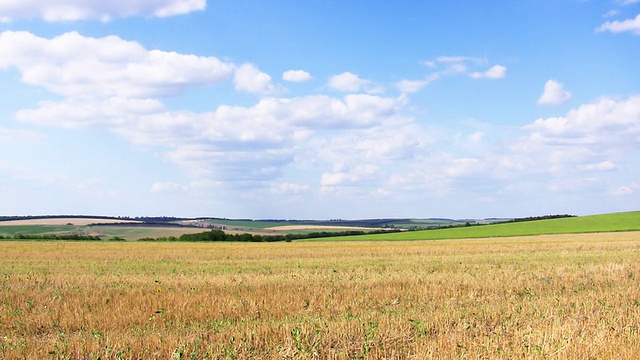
<box><xmin>2</xmin><ymin>212</ymin><xmax>637</xmax><ymax>242</ymax></box>
<box><xmin>0</xmin><ymin>217</ymin><xmax>383</xmax><ymax>240</ymax></box>
<box><xmin>0</xmin><ymin>219</ymin><xmax>140</xmax><ymax>226</ymax></box>
<box><xmin>2</xmin><ymin>231</ymin><xmax>640</xmax><ymax>358</ymax></box>
<box><xmin>325</xmin><ymin>211</ymin><xmax>640</xmax><ymax>241</ymax></box>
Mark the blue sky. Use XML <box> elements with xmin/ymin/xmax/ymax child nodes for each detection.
<box><xmin>0</xmin><ymin>0</ymin><xmax>639</xmax><ymax>219</ymax></box>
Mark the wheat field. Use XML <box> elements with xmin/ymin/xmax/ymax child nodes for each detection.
<box><xmin>1</xmin><ymin>232</ymin><xmax>640</xmax><ymax>359</ymax></box>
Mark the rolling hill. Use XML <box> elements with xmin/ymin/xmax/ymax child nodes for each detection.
<box><xmin>318</xmin><ymin>211</ymin><xmax>640</xmax><ymax>241</ymax></box>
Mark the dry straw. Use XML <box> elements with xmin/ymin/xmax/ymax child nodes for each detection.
<box><xmin>1</xmin><ymin>232</ymin><xmax>640</xmax><ymax>358</ymax></box>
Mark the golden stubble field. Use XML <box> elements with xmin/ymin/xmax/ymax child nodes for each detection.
<box><xmin>1</xmin><ymin>232</ymin><xmax>640</xmax><ymax>359</ymax></box>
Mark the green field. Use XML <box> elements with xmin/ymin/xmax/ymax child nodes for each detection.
<box><xmin>321</xmin><ymin>211</ymin><xmax>640</xmax><ymax>241</ymax></box>
<box><xmin>0</xmin><ymin>225</ymin><xmax>76</xmax><ymax>236</ymax></box>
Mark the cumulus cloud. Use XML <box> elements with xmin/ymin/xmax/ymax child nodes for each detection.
<box><xmin>282</xmin><ymin>69</ymin><xmax>313</xmax><ymax>82</ymax></box>
<box><xmin>406</xmin><ymin>95</ymin><xmax>640</xmax><ymax>205</ymax></box>
<box><xmin>596</xmin><ymin>14</ymin><xmax>640</xmax><ymax>35</ymax></box>
<box><xmin>538</xmin><ymin>80</ymin><xmax>573</xmax><ymax>105</ymax></box>
<box><xmin>328</xmin><ymin>72</ymin><xmax>380</xmax><ymax>93</ymax></box>
<box><xmin>445</xmin><ymin>158</ymin><xmax>485</xmax><ymax>178</ymax></box>
<box><xmin>17</xmin><ymin>94</ymin><xmax>410</xmax><ymax>187</ymax></box>
<box><xmin>16</xmin><ymin>98</ymin><xmax>165</xmax><ymax>128</ymax></box>
<box><xmin>0</xmin><ymin>30</ymin><xmax>414</xmax><ymax>191</ymax></box>
<box><xmin>469</xmin><ymin>64</ymin><xmax>507</xmax><ymax>79</ymax></box>
<box><xmin>519</xmin><ymin>95</ymin><xmax>640</xmax><ymax>179</ymax></box>
<box><xmin>321</xmin><ymin>164</ymin><xmax>379</xmax><ymax>187</ymax></box>
<box><xmin>312</xmin><ymin>94</ymin><xmax>640</xmax><ymax>205</ymax></box>
<box><xmin>233</xmin><ymin>63</ymin><xmax>285</xmax><ymax>95</ymax></box>
<box><xmin>0</xmin><ymin>0</ymin><xmax>206</xmax><ymax>22</ymax></box>
<box><xmin>0</xmin><ymin>31</ymin><xmax>234</xmax><ymax>99</ymax></box>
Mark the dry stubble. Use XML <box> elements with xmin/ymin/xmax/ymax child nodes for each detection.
<box><xmin>1</xmin><ymin>233</ymin><xmax>640</xmax><ymax>358</ymax></box>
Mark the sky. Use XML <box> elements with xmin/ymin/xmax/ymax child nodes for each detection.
<box><xmin>0</xmin><ymin>0</ymin><xmax>639</xmax><ymax>220</ymax></box>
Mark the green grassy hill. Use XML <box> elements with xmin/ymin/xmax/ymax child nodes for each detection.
<box><xmin>318</xmin><ymin>211</ymin><xmax>640</xmax><ymax>241</ymax></box>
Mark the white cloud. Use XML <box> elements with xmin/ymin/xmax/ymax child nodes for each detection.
<box><xmin>468</xmin><ymin>131</ymin><xmax>485</xmax><ymax>143</ymax></box>
<box><xmin>15</xmin><ymin>92</ymin><xmax>409</xmax><ymax>189</ymax></box>
<box><xmin>0</xmin><ymin>0</ymin><xmax>206</xmax><ymax>22</ymax></box>
<box><xmin>485</xmin><ymin>65</ymin><xmax>508</xmax><ymax>79</ymax></box>
<box><xmin>517</xmin><ymin>95</ymin><xmax>640</xmax><ymax>180</ymax></box>
<box><xmin>596</xmin><ymin>14</ymin><xmax>640</xmax><ymax>35</ymax></box>
<box><xmin>396</xmin><ymin>79</ymin><xmax>430</xmax><ymax>93</ymax></box>
<box><xmin>399</xmin><ymin>56</ymin><xmax>504</xmax><ymax>93</ymax></box>
<box><xmin>445</xmin><ymin>158</ymin><xmax>485</xmax><ymax>178</ymax></box>
<box><xmin>282</xmin><ymin>69</ymin><xmax>313</xmax><ymax>82</ymax></box>
<box><xmin>537</xmin><ymin>80</ymin><xmax>573</xmax><ymax>105</ymax></box>
<box><xmin>328</xmin><ymin>72</ymin><xmax>370</xmax><ymax>92</ymax></box>
<box><xmin>0</xmin><ymin>31</ymin><xmax>234</xmax><ymax>99</ymax></box>
<box><xmin>321</xmin><ymin>164</ymin><xmax>379</xmax><ymax>187</ymax></box>
<box><xmin>527</xmin><ymin>95</ymin><xmax>640</xmax><ymax>145</ymax></box>
<box><xmin>233</xmin><ymin>63</ymin><xmax>284</xmax><ymax>95</ymax></box>
<box><xmin>469</xmin><ymin>65</ymin><xmax>507</xmax><ymax>79</ymax></box>
<box><xmin>404</xmin><ymin>95</ymin><xmax>640</xmax><ymax>206</ymax></box>
<box><xmin>16</xmin><ymin>97</ymin><xmax>165</xmax><ymax>128</ymax></box>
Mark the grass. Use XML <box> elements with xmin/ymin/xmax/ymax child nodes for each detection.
<box><xmin>0</xmin><ymin>225</ymin><xmax>76</xmax><ymax>236</ymax></box>
<box><xmin>1</xmin><ymin>232</ymin><xmax>640</xmax><ymax>358</ymax></box>
<box><xmin>321</xmin><ymin>211</ymin><xmax>640</xmax><ymax>241</ymax></box>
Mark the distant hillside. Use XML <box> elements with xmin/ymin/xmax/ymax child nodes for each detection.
<box><xmin>230</xmin><ymin>217</ymin><xmax>513</xmax><ymax>230</ymax></box>
<box><xmin>1</xmin><ymin>212</ymin><xmax>635</xmax><ymax>241</ymax></box>
<box><xmin>317</xmin><ymin>211</ymin><xmax>640</xmax><ymax>241</ymax></box>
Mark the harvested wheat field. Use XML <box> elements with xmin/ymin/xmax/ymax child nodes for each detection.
<box><xmin>1</xmin><ymin>232</ymin><xmax>640</xmax><ymax>359</ymax></box>
<box><xmin>0</xmin><ymin>218</ymin><xmax>140</xmax><ymax>226</ymax></box>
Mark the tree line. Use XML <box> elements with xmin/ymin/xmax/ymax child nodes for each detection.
<box><xmin>0</xmin><ymin>234</ymin><xmax>104</xmax><ymax>241</ymax></box>
<box><xmin>507</xmin><ymin>214</ymin><xmax>576</xmax><ymax>223</ymax></box>
<box><xmin>139</xmin><ymin>229</ymin><xmax>398</xmax><ymax>242</ymax></box>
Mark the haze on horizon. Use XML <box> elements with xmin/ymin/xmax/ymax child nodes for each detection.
<box><xmin>0</xmin><ymin>1</ymin><xmax>639</xmax><ymax>219</ymax></box>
